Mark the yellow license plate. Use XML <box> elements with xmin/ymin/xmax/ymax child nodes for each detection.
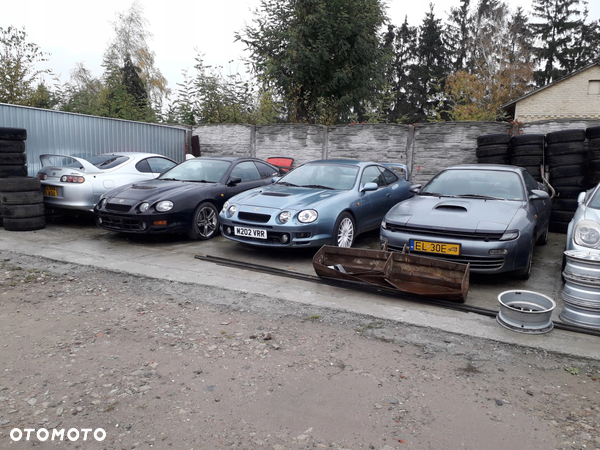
<box><xmin>45</xmin><ymin>186</ymin><xmax>58</xmax><ymax>196</ymax></box>
<box><xmin>410</xmin><ymin>240</ymin><xmax>460</xmax><ymax>255</ymax></box>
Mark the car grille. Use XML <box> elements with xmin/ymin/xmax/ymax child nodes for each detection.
<box><xmin>238</xmin><ymin>212</ymin><xmax>271</xmax><ymax>223</ymax></box>
<box><xmin>386</xmin><ymin>244</ymin><xmax>505</xmax><ymax>270</ymax></box>
<box><xmin>385</xmin><ymin>224</ymin><xmax>505</xmax><ymax>241</ymax></box>
<box><xmin>100</xmin><ymin>214</ymin><xmax>144</xmax><ymax>231</ymax></box>
<box><xmin>106</xmin><ymin>202</ymin><xmax>132</xmax><ymax>212</ymax></box>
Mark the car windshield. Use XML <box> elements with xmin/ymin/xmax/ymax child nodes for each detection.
<box><xmin>422</xmin><ymin>169</ymin><xmax>525</xmax><ymax>201</ymax></box>
<box><xmin>277</xmin><ymin>163</ymin><xmax>358</xmax><ymax>190</ymax></box>
<box><xmin>158</xmin><ymin>159</ymin><xmax>230</xmax><ymax>182</ymax></box>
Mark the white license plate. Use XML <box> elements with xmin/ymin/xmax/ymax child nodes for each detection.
<box><xmin>234</xmin><ymin>226</ymin><xmax>267</xmax><ymax>239</ymax></box>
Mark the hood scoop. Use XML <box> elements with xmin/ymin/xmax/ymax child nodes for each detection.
<box><xmin>261</xmin><ymin>192</ymin><xmax>291</xmax><ymax>197</ymax></box>
<box><xmin>434</xmin><ymin>204</ymin><xmax>468</xmax><ymax>213</ymax></box>
<box><xmin>132</xmin><ymin>185</ymin><xmax>157</xmax><ymax>190</ymax></box>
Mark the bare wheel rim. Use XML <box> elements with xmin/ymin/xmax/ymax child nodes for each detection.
<box><xmin>337</xmin><ymin>217</ymin><xmax>354</xmax><ymax>247</ymax></box>
<box><xmin>196</xmin><ymin>206</ymin><xmax>217</xmax><ymax>238</ymax></box>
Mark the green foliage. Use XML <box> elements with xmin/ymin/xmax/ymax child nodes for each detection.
<box><xmin>0</xmin><ymin>26</ymin><xmax>52</xmax><ymax>106</ymax></box>
<box><xmin>236</xmin><ymin>0</ymin><xmax>388</xmax><ymax>124</ymax></box>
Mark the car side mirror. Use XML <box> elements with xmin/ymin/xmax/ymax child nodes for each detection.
<box><xmin>227</xmin><ymin>176</ymin><xmax>242</xmax><ymax>186</ymax></box>
<box><xmin>529</xmin><ymin>189</ymin><xmax>550</xmax><ymax>200</ymax></box>
<box><xmin>409</xmin><ymin>184</ymin><xmax>423</xmax><ymax>194</ymax></box>
<box><xmin>271</xmin><ymin>176</ymin><xmax>281</xmax><ymax>184</ymax></box>
<box><xmin>361</xmin><ymin>182</ymin><xmax>378</xmax><ymax>192</ymax></box>
<box><xmin>577</xmin><ymin>191</ymin><xmax>586</xmax><ymax>204</ymax></box>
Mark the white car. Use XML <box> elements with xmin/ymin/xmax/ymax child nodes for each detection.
<box><xmin>37</xmin><ymin>152</ymin><xmax>177</xmax><ymax>212</ymax></box>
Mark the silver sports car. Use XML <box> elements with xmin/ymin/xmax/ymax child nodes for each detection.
<box><xmin>565</xmin><ymin>183</ymin><xmax>600</xmax><ymax>257</ymax></box>
<box><xmin>380</xmin><ymin>164</ymin><xmax>552</xmax><ymax>279</ymax></box>
<box><xmin>37</xmin><ymin>152</ymin><xmax>177</xmax><ymax>212</ymax></box>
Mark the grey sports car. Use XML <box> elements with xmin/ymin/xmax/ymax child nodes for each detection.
<box><xmin>38</xmin><ymin>152</ymin><xmax>177</xmax><ymax>212</ymax></box>
<box><xmin>380</xmin><ymin>164</ymin><xmax>552</xmax><ymax>279</ymax></box>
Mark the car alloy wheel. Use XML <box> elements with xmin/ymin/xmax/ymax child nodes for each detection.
<box><xmin>188</xmin><ymin>202</ymin><xmax>218</xmax><ymax>240</ymax></box>
<box><xmin>334</xmin><ymin>212</ymin><xmax>355</xmax><ymax>248</ymax></box>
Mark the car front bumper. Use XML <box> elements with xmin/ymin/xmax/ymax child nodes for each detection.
<box><xmin>95</xmin><ymin>210</ymin><xmax>189</xmax><ymax>235</ymax></box>
<box><xmin>379</xmin><ymin>227</ymin><xmax>531</xmax><ymax>274</ymax></box>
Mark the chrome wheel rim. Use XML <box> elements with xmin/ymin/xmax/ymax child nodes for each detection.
<box><xmin>337</xmin><ymin>217</ymin><xmax>354</xmax><ymax>247</ymax></box>
<box><xmin>196</xmin><ymin>207</ymin><xmax>217</xmax><ymax>238</ymax></box>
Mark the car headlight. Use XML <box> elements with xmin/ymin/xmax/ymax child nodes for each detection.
<box><xmin>222</xmin><ymin>201</ymin><xmax>229</xmax><ymax>213</ymax></box>
<box><xmin>298</xmin><ymin>209</ymin><xmax>318</xmax><ymax>223</ymax></box>
<box><xmin>279</xmin><ymin>211</ymin><xmax>291</xmax><ymax>224</ymax></box>
<box><xmin>381</xmin><ymin>218</ymin><xmax>387</xmax><ymax>229</ymax></box>
<box><xmin>139</xmin><ymin>202</ymin><xmax>150</xmax><ymax>213</ymax></box>
<box><xmin>97</xmin><ymin>198</ymin><xmax>107</xmax><ymax>209</ymax></box>
<box><xmin>227</xmin><ymin>205</ymin><xmax>237</xmax><ymax>217</ymax></box>
<box><xmin>499</xmin><ymin>230</ymin><xmax>519</xmax><ymax>241</ymax></box>
<box><xmin>155</xmin><ymin>201</ymin><xmax>173</xmax><ymax>212</ymax></box>
<box><xmin>574</xmin><ymin>220</ymin><xmax>600</xmax><ymax>249</ymax></box>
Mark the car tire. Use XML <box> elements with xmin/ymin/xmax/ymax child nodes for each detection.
<box><xmin>332</xmin><ymin>212</ymin><xmax>355</xmax><ymax>248</ymax></box>
<box><xmin>475</xmin><ymin>145</ymin><xmax>510</xmax><ymax>158</ymax></box>
<box><xmin>551</xmin><ymin>198</ymin><xmax>578</xmax><ymax>210</ymax></box>
<box><xmin>551</xmin><ymin>209</ymin><xmax>576</xmax><ymax>223</ymax></box>
<box><xmin>514</xmin><ymin>236</ymin><xmax>535</xmax><ymax>280</ymax></box>
<box><xmin>510</xmin><ymin>134</ymin><xmax>545</xmax><ymax>146</ymax></box>
<box><xmin>549</xmin><ymin>164</ymin><xmax>586</xmax><ymax>178</ymax></box>
<box><xmin>187</xmin><ymin>202</ymin><xmax>219</xmax><ymax>240</ymax></box>
<box><xmin>520</xmin><ymin>165</ymin><xmax>542</xmax><ymax>180</ymax></box>
<box><xmin>0</xmin><ymin>176</ymin><xmax>41</xmax><ymax>192</ymax></box>
<box><xmin>550</xmin><ymin>220</ymin><xmax>570</xmax><ymax>234</ymax></box>
<box><xmin>586</xmin><ymin>126</ymin><xmax>600</xmax><ymax>140</ymax></box>
<box><xmin>546</xmin><ymin>153</ymin><xmax>586</xmax><ymax>166</ymax></box>
<box><xmin>545</xmin><ymin>129</ymin><xmax>586</xmax><ymax>144</ymax></box>
<box><xmin>510</xmin><ymin>144</ymin><xmax>544</xmax><ymax>157</ymax></box>
<box><xmin>0</xmin><ymin>165</ymin><xmax>28</xmax><ymax>178</ymax></box>
<box><xmin>0</xmin><ymin>140</ymin><xmax>26</xmax><ymax>153</ymax></box>
<box><xmin>0</xmin><ymin>203</ymin><xmax>44</xmax><ymax>219</ymax></box>
<box><xmin>551</xmin><ymin>175</ymin><xmax>586</xmax><ymax>187</ymax></box>
<box><xmin>2</xmin><ymin>216</ymin><xmax>45</xmax><ymax>231</ymax></box>
<box><xmin>0</xmin><ymin>190</ymin><xmax>43</xmax><ymax>205</ymax></box>
<box><xmin>588</xmin><ymin>138</ymin><xmax>600</xmax><ymax>151</ymax></box>
<box><xmin>0</xmin><ymin>127</ymin><xmax>27</xmax><ymax>141</ymax></box>
<box><xmin>477</xmin><ymin>155</ymin><xmax>510</xmax><ymax>164</ymax></box>
<box><xmin>0</xmin><ymin>152</ymin><xmax>27</xmax><ymax>165</ymax></box>
<box><xmin>476</xmin><ymin>134</ymin><xmax>511</xmax><ymax>146</ymax></box>
<box><xmin>511</xmin><ymin>155</ymin><xmax>543</xmax><ymax>166</ymax></box>
<box><xmin>546</xmin><ymin>142</ymin><xmax>586</xmax><ymax>156</ymax></box>
<box><xmin>553</xmin><ymin>187</ymin><xmax>585</xmax><ymax>199</ymax></box>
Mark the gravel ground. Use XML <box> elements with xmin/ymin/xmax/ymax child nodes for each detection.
<box><xmin>0</xmin><ymin>250</ymin><xmax>599</xmax><ymax>450</ymax></box>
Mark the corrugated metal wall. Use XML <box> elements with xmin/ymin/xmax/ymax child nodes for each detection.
<box><xmin>0</xmin><ymin>103</ymin><xmax>187</xmax><ymax>176</ymax></box>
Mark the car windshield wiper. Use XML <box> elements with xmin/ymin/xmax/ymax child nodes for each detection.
<box><xmin>300</xmin><ymin>184</ymin><xmax>335</xmax><ymax>190</ymax></box>
<box><xmin>277</xmin><ymin>181</ymin><xmax>299</xmax><ymax>187</ymax></box>
<box><xmin>455</xmin><ymin>194</ymin><xmax>505</xmax><ymax>201</ymax></box>
<box><xmin>159</xmin><ymin>178</ymin><xmax>181</xmax><ymax>181</ymax></box>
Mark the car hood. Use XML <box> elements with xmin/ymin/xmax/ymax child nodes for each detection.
<box><xmin>231</xmin><ymin>184</ymin><xmax>345</xmax><ymax>211</ymax></box>
<box><xmin>105</xmin><ymin>179</ymin><xmax>216</xmax><ymax>201</ymax></box>
<box><xmin>386</xmin><ymin>196</ymin><xmax>523</xmax><ymax>232</ymax></box>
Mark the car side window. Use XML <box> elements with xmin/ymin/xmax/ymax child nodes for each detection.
<box><xmin>361</xmin><ymin>166</ymin><xmax>385</xmax><ymax>188</ymax></box>
<box><xmin>231</xmin><ymin>161</ymin><xmax>261</xmax><ymax>182</ymax></box>
<box><xmin>381</xmin><ymin>167</ymin><xmax>399</xmax><ymax>185</ymax></box>
<box><xmin>522</xmin><ymin>171</ymin><xmax>539</xmax><ymax>194</ymax></box>
<box><xmin>135</xmin><ymin>159</ymin><xmax>152</xmax><ymax>173</ymax></box>
<box><xmin>254</xmin><ymin>161</ymin><xmax>279</xmax><ymax>179</ymax></box>
<box><xmin>147</xmin><ymin>157</ymin><xmax>177</xmax><ymax>174</ymax></box>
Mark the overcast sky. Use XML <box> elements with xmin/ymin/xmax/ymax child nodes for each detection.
<box><xmin>2</xmin><ymin>0</ymin><xmax>599</xmax><ymax>96</ymax></box>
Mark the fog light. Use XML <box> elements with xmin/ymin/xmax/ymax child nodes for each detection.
<box><xmin>153</xmin><ymin>220</ymin><xmax>167</xmax><ymax>226</ymax></box>
<box><xmin>489</xmin><ymin>249</ymin><xmax>508</xmax><ymax>255</ymax></box>
<box><xmin>97</xmin><ymin>217</ymin><xmax>103</xmax><ymax>224</ymax></box>
<box><xmin>280</xmin><ymin>234</ymin><xmax>289</xmax><ymax>243</ymax></box>
<box><xmin>141</xmin><ymin>222</ymin><xmax>147</xmax><ymax>230</ymax></box>
<box><xmin>226</xmin><ymin>227</ymin><xmax>232</xmax><ymax>235</ymax></box>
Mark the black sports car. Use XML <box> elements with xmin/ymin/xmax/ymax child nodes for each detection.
<box><xmin>94</xmin><ymin>156</ymin><xmax>281</xmax><ymax>240</ymax></box>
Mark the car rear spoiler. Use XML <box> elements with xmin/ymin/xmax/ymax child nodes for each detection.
<box><xmin>39</xmin><ymin>154</ymin><xmax>103</xmax><ymax>174</ymax></box>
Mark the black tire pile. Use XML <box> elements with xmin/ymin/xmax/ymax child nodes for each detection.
<box><xmin>0</xmin><ymin>127</ymin><xmax>45</xmax><ymax>231</ymax></box>
<box><xmin>475</xmin><ymin>133</ymin><xmax>511</xmax><ymax>165</ymax></box>
<box><xmin>586</xmin><ymin>126</ymin><xmax>600</xmax><ymax>188</ymax></box>
<box><xmin>546</xmin><ymin>129</ymin><xmax>588</xmax><ymax>234</ymax></box>
<box><xmin>510</xmin><ymin>134</ymin><xmax>545</xmax><ymax>182</ymax></box>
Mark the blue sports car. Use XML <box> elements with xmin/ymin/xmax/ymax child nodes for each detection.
<box><xmin>219</xmin><ymin>159</ymin><xmax>412</xmax><ymax>248</ymax></box>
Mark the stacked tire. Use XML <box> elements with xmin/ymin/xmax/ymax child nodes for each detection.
<box><xmin>586</xmin><ymin>126</ymin><xmax>600</xmax><ymax>188</ymax></box>
<box><xmin>476</xmin><ymin>133</ymin><xmax>511</xmax><ymax>164</ymax></box>
<box><xmin>510</xmin><ymin>134</ymin><xmax>545</xmax><ymax>181</ymax></box>
<box><xmin>546</xmin><ymin>129</ymin><xmax>587</xmax><ymax>234</ymax></box>
<box><xmin>0</xmin><ymin>127</ymin><xmax>45</xmax><ymax>232</ymax></box>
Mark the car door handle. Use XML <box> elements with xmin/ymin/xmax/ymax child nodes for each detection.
<box><xmin>386</xmin><ymin>193</ymin><xmax>392</xmax><ymax>198</ymax></box>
